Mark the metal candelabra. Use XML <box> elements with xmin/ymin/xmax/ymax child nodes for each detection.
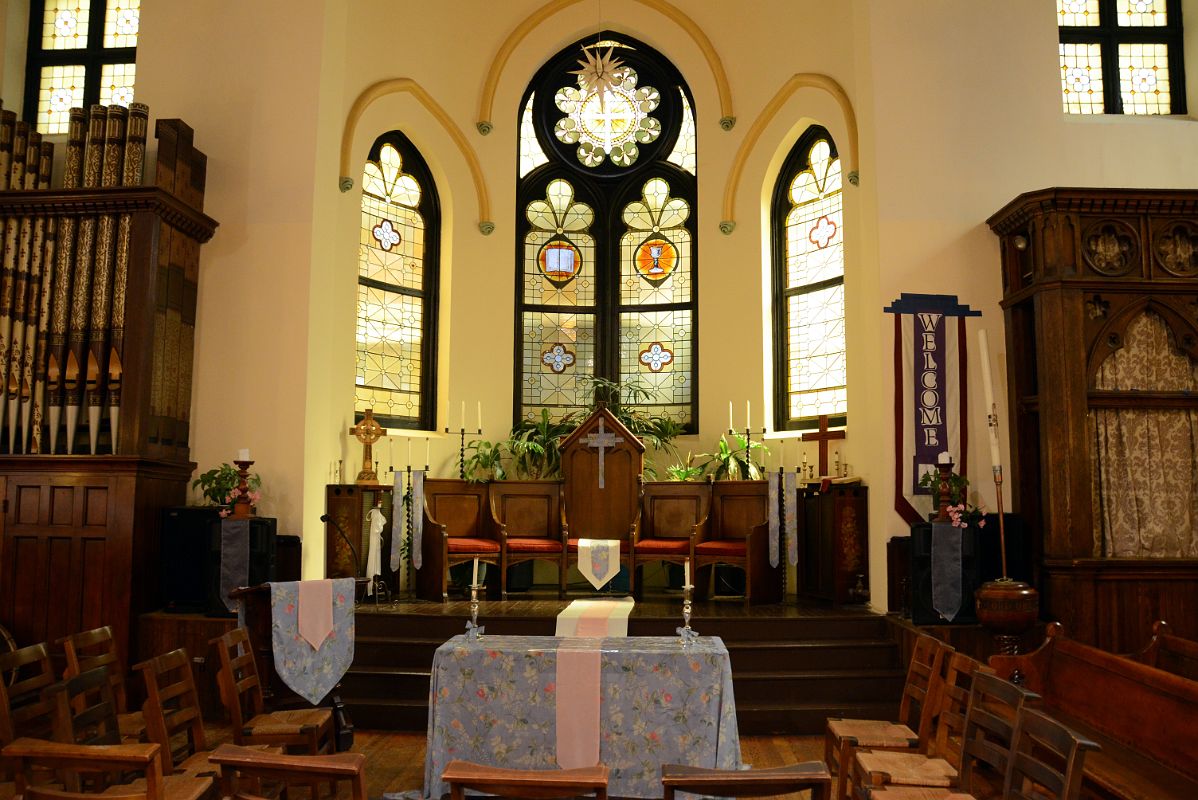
<box><xmin>446</xmin><ymin>426</ymin><xmax>482</xmax><ymax>480</ymax></box>
<box><xmin>728</xmin><ymin>426</ymin><xmax>766</xmax><ymax>476</ymax></box>
<box><xmin>680</xmin><ymin>584</ymin><xmax>694</xmax><ymax>644</ymax></box>
<box><xmin>466</xmin><ymin>583</ymin><xmax>483</xmax><ymax>640</ymax></box>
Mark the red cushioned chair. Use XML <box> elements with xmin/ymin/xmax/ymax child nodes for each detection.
<box><xmin>694</xmin><ymin>479</ymin><xmax>776</xmax><ymax>605</ymax></box>
<box><xmin>417</xmin><ymin>479</ymin><xmax>501</xmax><ymax>602</ymax></box>
<box><xmin>489</xmin><ymin>481</ymin><xmax>567</xmax><ymax>599</ymax></box>
<box><xmin>631</xmin><ymin>480</ymin><xmax>710</xmax><ymax>597</ymax></box>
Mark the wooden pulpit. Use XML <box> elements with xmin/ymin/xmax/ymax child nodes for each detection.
<box><xmin>560</xmin><ymin>406</ymin><xmax>643</xmax><ymax>590</ymax></box>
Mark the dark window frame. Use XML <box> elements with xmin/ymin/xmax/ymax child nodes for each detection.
<box><xmin>514</xmin><ymin>31</ymin><xmax>699</xmax><ymax>432</ymax></box>
<box><xmin>771</xmin><ymin>125</ymin><xmax>847</xmax><ymax>433</ymax></box>
<box><xmin>1058</xmin><ymin>0</ymin><xmax>1187</xmax><ymax>114</ymax></box>
<box><xmin>355</xmin><ymin>130</ymin><xmax>440</xmax><ymax>432</ymax></box>
<box><xmin>23</xmin><ymin>0</ymin><xmax>138</xmax><ymax>130</ymax></box>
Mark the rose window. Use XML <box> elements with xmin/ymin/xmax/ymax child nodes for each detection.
<box><xmin>554</xmin><ymin>66</ymin><xmax>661</xmax><ymax>168</ymax></box>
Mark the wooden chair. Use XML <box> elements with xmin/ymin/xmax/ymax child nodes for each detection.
<box><xmin>489</xmin><ymin>480</ymin><xmax>568</xmax><ymax>599</ymax></box>
<box><xmin>417</xmin><ymin>479</ymin><xmax>500</xmax><ymax>602</ymax></box>
<box><xmin>135</xmin><ymin>648</ymin><xmax>217</xmax><ymax>777</ymax></box>
<box><xmin>630</xmin><ymin>481</ymin><xmax>709</xmax><ymax>597</ymax></box>
<box><xmin>441</xmin><ymin>759</ymin><xmax>609</xmax><ymax>800</ymax></box>
<box><xmin>59</xmin><ymin>625</ymin><xmax>145</xmax><ymax>741</ymax></box>
<box><xmin>1130</xmin><ymin>620</ymin><xmax>1198</xmax><ymax>681</ymax></box>
<box><xmin>694</xmin><ymin>480</ymin><xmax>779</xmax><ymax>605</ymax></box>
<box><xmin>1003</xmin><ymin>708</ymin><xmax>1099</xmax><ymax>800</ymax></box>
<box><xmin>850</xmin><ymin>654</ymin><xmax>988</xmax><ymax>798</ymax></box>
<box><xmin>208</xmin><ymin>743</ymin><xmax>365</xmax><ymax>800</ymax></box>
<box><xmin>825</xmin><ymin>635</ymin><xmax>952</xmax><ymax>800</ymax></box>
<box><xmin>211</xmin><ymin>628</ymin><xmax>334</xmax><ymax>757</ymax></box>
<box><xmin>47</xmin><ymin>666</ymin><xmax>124</xmax><ymax>748</ymax></box>
<box><xmin>854</xmin><ymin>670</ymin><xmax>1041</xmax><ymax>800</ymax></box>
<box><xmin>2</xmin><ymin>737</ymin><xmax>213</xmax><ymax>800</ymax></box>
<box><xmin>662</xmin><ymin>763</ymin><xmax>832</xmax><ymax>800</ymax></box>
<box><xmin>0</xmin><ymin>642</ymin><xmax>57</xmax><ymax>746</ymax></box>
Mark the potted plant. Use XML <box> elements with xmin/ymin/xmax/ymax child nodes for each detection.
<box><xmin>665</xmin><ymin>452</ymin><xmax>705</xmax><ymax>481</ymax></box>
<box><xmin>509</xmin><ymin>408</ymin><xmax>578</xmax><ymax>479</ymax></box>
<box><xmin>917</xmin><ymin>470</ymin><xmax>986</xmax><ymax>528</ymax></box>
<box><xmin>700</xmin><ymin>433</ymin><xmax>769</xmax><ymax>480</ymax></box>
<box><xmin>463</xmin><ymin>439</ymin><xmax>508</xmax><ymax>483</ymax></box>
<box><xmin>192</xmin><ymin>463</ymin><xmax>262</xmax><ymax>517</ymax></box>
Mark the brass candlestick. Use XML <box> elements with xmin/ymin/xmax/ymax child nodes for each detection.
<box><xmin>466</xmin><ymin>584</ymin><xmax>484</xmax><ymax>640</ymax></box>
<box><xmin>230</xmin><ymin>459</ymin><xmax>255</xmax><ymax>519</ymax></box>
<box><xmin>975</xmin><ymin>463</ymin><xmax>1039</xmax><ymax>664</ymax></box>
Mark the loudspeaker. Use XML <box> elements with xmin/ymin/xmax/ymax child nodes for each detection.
<box><xmin>909</xmin><ymin>513</ymin><xmax>1032</xmax><ymax>625</ymax></box>
<box><xmin>160</xmin><ymin>507</ymin><xmax>277</xmax><ymax>616</ymax></box>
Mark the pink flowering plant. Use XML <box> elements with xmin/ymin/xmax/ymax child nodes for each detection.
<box><xmin>192</xmin><ymin>463</ymin><xmax>263</xmax><ymax>518</ymax></box>
<box><xmin>918</xmin><ymin>470</ymin><xmax>986</xmax><ymax>529</ymax></box>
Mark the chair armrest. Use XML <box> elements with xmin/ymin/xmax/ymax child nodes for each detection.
<box><xmin>631</xmin><ymin>516</ymin><xmax>642</xmax><ymax>545</ymax></box>
<box><xmin>3</xmin><ymin>736</ymin><xmax>159</xmax><ymax>768</ymax></box>
<box><xmin>209</xmin><ymin>743</ymin><xmax>365</xmax><ymax>778</ymax></box>
<box><xmin>559</xmin><ymin>501</ymin><xmax>569</xmax><ymax>542</ymax></box>
<box><xmin>692</xmin><ymin>512</ymin><xmax>711</xmax><ymax>542</ymax></box>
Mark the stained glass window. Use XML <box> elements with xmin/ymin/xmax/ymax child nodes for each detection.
<box><xmin>517</xmin><ymin>32</ymin><xmax>697</xmax><ymax>428</ymax></box>
<box><xmin>25</xmin><ymin>0</ymin><xmax>139</xmax><ymax>132</ymax></box>
<box><xmin>356</xmin><ymin>132</ymin><xmax>440</xmax><ymax>430</ymax></box>
<box><xmin>772</xmin><ymin>128</ymin><xmax>847</xmax><ymax>430</ymax></box>
<box><xmin>1057</xmin><ymin>0</ymin><xmax>1184</xmax><ymax>114</ymax></box>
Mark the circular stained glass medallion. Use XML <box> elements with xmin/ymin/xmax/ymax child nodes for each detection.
<box><xmin>554</xmin><ymin>66</ymin><xmax>661</xmax><ymax>169</ymax></box>
<box><xmin>634</xmin><ymin>236</ymin><xmax>677</xmax><ymax>285</ymax></box>
<box><xmin>538</xmin><ymin>237</ymin><xmax>582</xmax><ymax>287</ymax></box>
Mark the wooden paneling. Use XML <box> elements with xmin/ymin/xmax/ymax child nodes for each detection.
<box><xmin>136</xmin><ymin>611</ymin><xmax>235</xmax><ymax>720</ymax></box>
<box><xmin>0</xmin><ymin>457</ymin><xmax>191</xmax><ymax>670</ymax></box>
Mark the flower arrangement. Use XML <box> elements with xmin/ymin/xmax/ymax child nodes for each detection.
<box><xmin>917</xmin><ymin>469</ymin><xmax>986</xmax><ymax>529</ymax></box>
<box><xmin>192</xmin><ymin>463</ymin><xmax>262</xmax><ymax>518</ymax></box>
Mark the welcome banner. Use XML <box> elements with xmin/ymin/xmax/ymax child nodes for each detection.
<box><xmin>883</xmin><ymin>294</ymin><xmax>979</xmax><ymax>524</ymax></box>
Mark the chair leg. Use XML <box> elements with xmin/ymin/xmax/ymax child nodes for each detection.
<box><xmin>837</xmin><ymin>739</ymin><xmax>856</xmax><ymax>800</ymax></box>
<box><xmin>558</xmin><ymin>555</ymin><xmax>566</xmax><ymax>599</ymax></box>
<box><xmin>501</xmin><ymin>552</ymin><xmax>509</xmax><ymax>601</ymax></box>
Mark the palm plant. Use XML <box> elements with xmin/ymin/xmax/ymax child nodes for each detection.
<box><xmin>509</xmin><ymin>408</ymin><xmax>578</xmax><ymax>479</ymax></box>
<box><xmin>463</xmin><ymin>439</ymin><xmax>508</xmax><ymax>483</ymax></box>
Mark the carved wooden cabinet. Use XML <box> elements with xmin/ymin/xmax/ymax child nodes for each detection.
<box><xmin>987</xmin><ymin>188</ymin><xmax>1198</xmax><ymax>650</ymax></box>
<box><xmin>798</xmin><ymin>483</ymin><xmax>869</xmax><ymax>605</ymax></box>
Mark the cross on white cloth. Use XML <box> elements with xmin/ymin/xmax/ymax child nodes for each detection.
<box><xmin>584</xmin><ymin>418</ymin><xmax>623</xmax><ymax>489</ymax></box>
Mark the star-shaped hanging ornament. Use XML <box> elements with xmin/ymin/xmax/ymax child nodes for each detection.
<box><xmin>571</xmin><ymin>45</ymin><xmax>624</xmax><ymax>112</ymax></box>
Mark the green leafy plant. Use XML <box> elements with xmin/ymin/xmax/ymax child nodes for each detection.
<box><xmin>509</xmin><ymin>408</ymin><xmax>579</xmax><ymax>479</ymax></box>
<box><xmin>665</xmin><ymin>452</ymin><xmax>706</xmax><ymax>482</ymax></box>
<box><xmin>192</xmin><ymin>463</ymin><xmax>262</xmax><ymax>516</ymax></box>
<box><xmin>700</xmin><ymin>433</ymin><xmax>769</xmax><ymax>480</ymax></box>
<box><xmin>917</xmin><ymin>469</ymin><xmax>987</xmax><ymax>528</ymax></box>
<box><xmin>579</xmin><ymin>376</ymin><xmax>685</xmax><ymax>475</ymax></box>
<box><xmin>463</xmin><ymin>439</ymin><xmax>508</xmax><ymax>483</ymax></box>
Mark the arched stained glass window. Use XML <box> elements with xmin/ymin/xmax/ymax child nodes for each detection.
<box><xmin>772</xmin><ymin>126</ymin><xmax>846</xmax><ymax>430</ymax></box>
<box><xmin>356</xmin><ymin>131</ymin><xmax>439</xmax><ymax>429</ymax></box>
<box><xmin>517</xmin><ymin>32</ymin><xmax>697</xmax><ymax>429</ymax></box>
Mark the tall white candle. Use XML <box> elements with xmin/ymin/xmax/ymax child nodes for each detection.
<box><xmin>425</xmin><ymin>437</ymin><xmax>431</xmax><ymax>467</ymax></box>
<box><xmin>728</xmin><ymin>401</ymin><xmax>733</xmax><ymax>431</ymax></box>
<box><xmin>746</xmin><ymin>400</ymin><xmax>751</xmax><ymax>431</ymax></box>
<box><xmin>406</xmin><ymin>438</ymin><xmax>412</xmax><ymax>469</ymax></box>
<box><xmin>477</xmin><ymin>401</ymin><xmax>482</xmax><ymax>431</ymax></box>
<box><xmin>684</xmin><ymin>559</ymin><xmax>690</xmax><ymax>587</ymax></box>
<box><xmin>238</xmin><ymin>448</ymin><xmax>250</xmax><ymax>462</ymax></box>
<box><xmin>460</xmin><ymin>401</ymin><xmax>466</xmax><ymax>429</ymax></box>
<box><xmin>472</xmin><ymin>557</ymin><xmax>479</xmax><ymax>586</ymax></box>
<box><xmin>978</xmin><ymin>329</ymin><xmax>1003</xmax><ymax>469</ymax></box>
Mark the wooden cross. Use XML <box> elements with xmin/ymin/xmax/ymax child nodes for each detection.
<box><xmin>584</xmin><ymin>417</ymin><xmax>623</xmax><ymax>489</ymax></box>
<box><xmin>349</xmin><ymin>408</ymin><xmax>385</xmax><ymax>485</ymax></box>
<box><xmin>802</xmin><ymin>415</ymin><xmax>845</xmax><ymax>478</ymax></box>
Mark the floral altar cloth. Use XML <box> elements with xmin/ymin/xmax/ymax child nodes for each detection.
<box><xmin>423</xmin><ymin>634</ymin><xmax>741</xmax><ymax>799</ymax></box>
<box><xmin>269</xmin><ymin>578</ymin><xmax>355</xmax><ymax>705</ymax></box>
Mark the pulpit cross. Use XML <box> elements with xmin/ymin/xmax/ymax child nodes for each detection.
<box><xmin>801</xmin><ymin>414</ymin><xmax>845</xmax><ymax>478</ymax></box>
<box><xmin>584</xmin><ymin>418</ymin><xmax>623</xmax><ymax>489</ymax></box>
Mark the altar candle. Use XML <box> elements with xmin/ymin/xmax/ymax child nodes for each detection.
<box><xmin>460</xmin><ymin>401</ymin><xmax>466</xmax><ymax>429</ymax></box>
<box><xmin>746</xmin><ymin>401</ymin><xmax>751</xmax><ymax>431</ymax></box>
<box><xmin>425</xmin><ymin>437</ymin><xmax>431</xmax><ymax>467</ymax></box>
<box><xmin>684</xmin><ymin>559</ymin><xmax>690</xmax><ymax>587</ymax></box>
<box><xmin>477</xmin><ymin>401</ymin><xmax>482</xmax><ymax>432</ymax></box>
<box><xmin>407</xmin><ymin>437</ymin><xmax>412</xmax><ymax>468</ymax></box>
<box><xmin>978</xmin><ymin>329</ymin><xmax>1003</xmax><ymax>470</ymax></box>
<box><xmin>238</xmin><ymin>448</ymin><xmax>250</xmax><ymax>462</ymax></box>
<box><xmin>472</xmin><ymin>557</ymin><xmax>479</xmax><ymax>586</ymax></box>
<box><xmin>938</xmin><ymin>451</ymin><xmax>951</xmax><ymax>464</ymax></box>
<box><xmin>728</xmin><ymin>401</ymin><xmax>733</xmax><ymax>431</ymax></box>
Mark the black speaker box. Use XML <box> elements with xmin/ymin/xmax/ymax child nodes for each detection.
<box><xmin>160</xmin><ymin>507</ymin><xmax>277</xmax><ymax>616</ymax></box>
<box><xmin>909</xmin><ymin>513</ymin><xmax>1031</xmax><ymax>625</ymax></box>
<box><xmin>276</xmin><ymin>535</ymin><xmax>302</xmax><ymax>582</ymax></box>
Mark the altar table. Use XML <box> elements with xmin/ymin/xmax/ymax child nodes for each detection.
<box><xmin>423</xmin><ymin>634</ymin><xmax>741</xmax><ymax>799</ymax></box>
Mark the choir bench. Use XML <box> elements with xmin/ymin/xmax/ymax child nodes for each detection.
<box><xmin>989</xmin><ymin>623</ymin><xmax>1198</xmax><ymax>800</ymax></box>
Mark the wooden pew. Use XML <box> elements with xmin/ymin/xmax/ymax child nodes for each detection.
<box><xmin>1129</xmin><ymin>621</ymin><xmax>1198</xmax><ymax>682</ymax></box>
<box><xmin>989</xmin><ymin>623</ymin><xmax>1198</xmax><ymax>800</ymax></box>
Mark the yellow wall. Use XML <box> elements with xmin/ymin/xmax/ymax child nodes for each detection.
<box><xmin>109</xmin><ymin>0</ymin><xmax>1198</xmax><ymax>598</ymax></box>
